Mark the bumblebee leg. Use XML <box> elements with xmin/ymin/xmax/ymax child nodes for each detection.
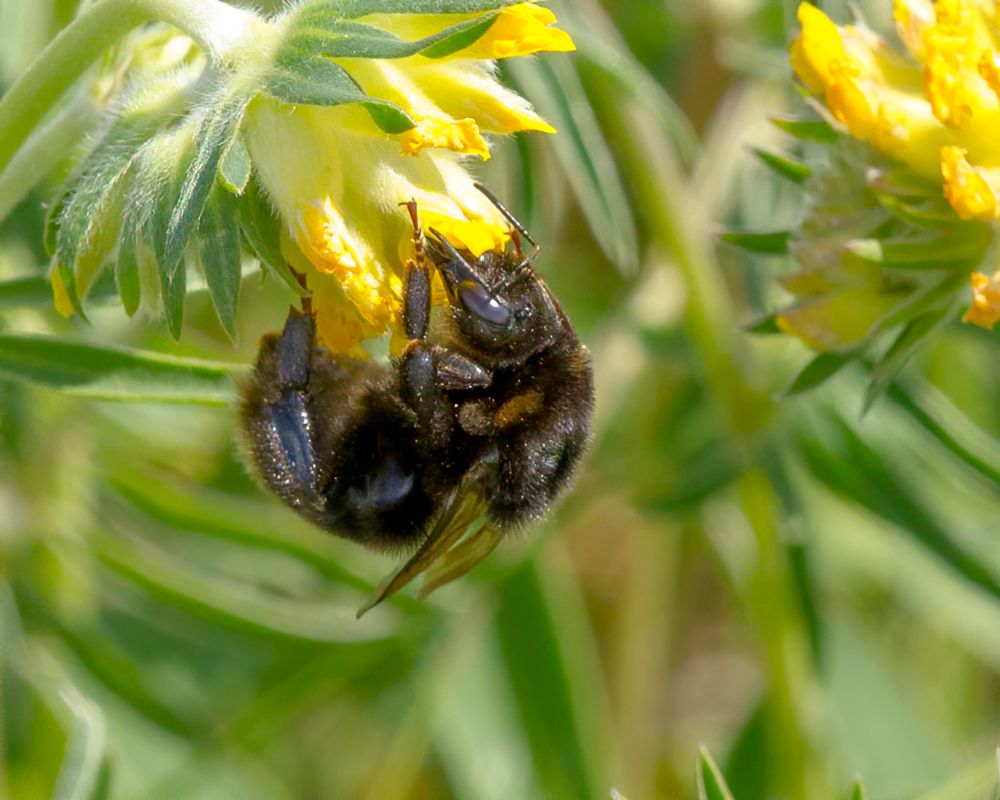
<box><xmin>241</xmin><ymin>309</ymin><xmax>323</xmax><ymax>514</ymax></box>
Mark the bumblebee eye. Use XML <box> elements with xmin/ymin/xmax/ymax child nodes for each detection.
<box><xmin>458</xmin><ymin>282</ymin><xmax>511</xmax><ymax>325</ymax></box>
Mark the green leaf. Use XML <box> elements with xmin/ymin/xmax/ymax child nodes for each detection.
<box><xmin>265</xmin><ymin>49</ymin><xmax>413</xmax><ymax>133</ymax></box>
<box><xmin>697</xmin><ymin>746</ymin><xmax>735</xmax><ymax>800</ymax></box>
<box><xmin>720</xmin><ymin>230</ymin><xmax>790</xmax><ymax>254</ymax></box>
<box><xmin>115</xmin><ymin>205</ymin><xmax>141</xmax><ymax>317</ymax></box>
<box><xmin>769</xmin><ymin>114</ymin><xmax>839</xmax><ymax>142</ymax></box>
<box><xmin>94</xmin><ymin>530</ymin><xmax>388</xmax><ymax>643</ymax></box>
<box><xmin>850</xmin><ymin>775</ymin><xmax>868</xmax><ymax>800</ymax></box>
<box><xmin>797</xmin><ymin>410</ymin><xmax>1000</xmax><ymax>600</ymax></box>
<box><xmin>238</xmin><ymin>178</ymin><xmax>307</xmax><ymax>296</ymax></box>
<box><xmin>886</xmin><ymin>379</ymin><xmax>1000</xmax><ymax>490</ymax></box>
<box><xmin>505</xmin><ymin>56</ymin><xmax>640</xmax><ymax>273</ymax></box>
<box><xmin>0</xmin><ymin>333</ymin><xmax>241</xmax><ymax>404</ymax></box>
<box><xmin>198</xmin><ymin>184</ymin><xmax>242</xmax><ymax>340</ymax></box>
<box><xmin>108</xmin><ymin>472</ymin><xmax>373</xmax><ymax>591</ymax></box>
<box><xmin>496</xmin><ymin>562</ymin><xmax>608</xmax><ymax>800</ymax></box>
<box><xmin>301</xmin><ymin>0</ymin><xmax>516</xmax><ymax>19</ymax></box>
<box><xmin>753</xmin><ymin>147</ymin><xmax>811</xmax><ymax>184</ymax></box>
<box><xmin>219</xmin><ymin>133</ymin><xmax>252</xmax><ymax>195</ymax></box>
<box><xmin>288</xmin><ymin>14</ymin><xmax>498</xmax><ymax>60</ymax></box>
<box><xmin>785</xmin><ymin>350</ymin><xmax>855</xmax><ymax>396</ymax></box>
<box><xmin>162</xmin><ymin>93</ymin><xmax>252</xmax><ymax>294</ymax></box>
<box><xmin>52</xmin><ymin>89</ymin><xmax>189</xmax><ymax>317</ymax></box>
<box><xmin>743</xmin><ymin>313</ymin><xmax>782</xmax><ymax>334</ymax></box>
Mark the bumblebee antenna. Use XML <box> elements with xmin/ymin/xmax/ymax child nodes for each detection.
<box><xmin>473</xmin><ymin>182</ymin><xmax>540</xmax><ymax>261</ymax></box>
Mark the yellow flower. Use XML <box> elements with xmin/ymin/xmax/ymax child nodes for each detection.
<box><xmin>245</xmin><ymin>2</ymin><xmax>570</xmax><ymax>353</ymax></box>
<box><xmin>790</xmin><ymin>1</ymin><xmax>1000</xmax><ymax>218</ymax></box>
<box><xmin>963</xmin><ymin>270</ymin><xmax>1000</xmax><ymax>328</ymax></box>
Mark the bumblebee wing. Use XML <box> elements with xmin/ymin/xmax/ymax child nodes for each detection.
<box><xmin>356</xmin><ymin>486</ymin><xmax>486</xmax><ymax>618</ymax></box>
<box><xmin>416</xmin><ymin>521</ymin><xmax>503</xmax><ymax>600</ymax></box>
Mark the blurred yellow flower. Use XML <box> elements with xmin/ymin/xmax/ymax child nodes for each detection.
<box><xmin>245</xmin><ymin>2</ymin><xmax>571</xmax><ymax>353</ymax></box>
<box><xmin>963</xmin><ymin>270</ymin><xmax>1000</xmax><ymax>328</ymax></box>
<box><xmin>791</xmin><ymin>0</ymin><xmax>1000</xmax><ymax>221</ymax></box>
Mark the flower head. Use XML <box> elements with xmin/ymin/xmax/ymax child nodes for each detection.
<box><xmin>791</xmin><ymin>0</ymin><xmax>1000</xmax><ymax>221</ymax></box>
<box><xmin>242</xmin><ymin>2</ymin><xmax>571</xmax><ymax>352</ymax></box>
<box><xmin>47</xmin><ymin>1</ymin><xmax>572</xmax><ymax>349</ymax></box>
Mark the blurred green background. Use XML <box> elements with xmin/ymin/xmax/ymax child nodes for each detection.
<box><xmin>1</xmin><ymin>0</ymin><xmax>998</xmax><ymax>798</ymax></box>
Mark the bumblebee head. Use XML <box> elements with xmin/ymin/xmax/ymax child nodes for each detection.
<box><xmin>426</xmin><ymin>232</ymin><xmax>563</xmax><ymax>366</ymax></box>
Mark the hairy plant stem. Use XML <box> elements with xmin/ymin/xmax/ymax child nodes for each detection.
<box><xmin>0</xmin><ymin>0</ymin><xmax>261</xmax><ymax>176</ymax></box>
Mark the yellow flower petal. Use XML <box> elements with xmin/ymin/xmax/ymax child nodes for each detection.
<box><xmin>462</xmin><ymin>3</ymin><xmax>575</xmax><ymax>59</ymax></box>
<box><xmin>940</xmin><ymin>145</ymin><xmax>998</xmax><ymax>219</ymax></box>
<box><xmin>421</xmin><ymin>209</ymin><xmax>507</xmax><ymax>257</ymax></box>
<box><xmin>962</xmin><ymin>270</ymin><xmax>1000</xmax><ymax>328</ymax></box>
<box><xmin>827</xmin><ymin>59</ymin><xmax>876</xmax><ymax>139</ymax></box>
<box><xmin>300</xmin><ymin>201</ymin><xmax>395</xmax><ymax>328</ymax></box>
<box><xmin>400</xmin><ymin>116</ymin><xmax>491</xmax><ymax>159</ymax></box>
<box><xmin>408</xmin><ymin>61</ymin><xmax>555</xmax><ymax>135</ymax></box>
<box><xmin>790</xmin><ymin>3</ymin><xmax>847</xmax><ymax>93</ymax></box>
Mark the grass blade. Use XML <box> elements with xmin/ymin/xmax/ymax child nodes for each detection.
<box><xmin>697</xmin><ymin>745</ymin><xmax>735</xmax><ymax>800</ymax></box>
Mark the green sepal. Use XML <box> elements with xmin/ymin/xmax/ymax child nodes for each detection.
<box><xmin>753</xmin><ymin>147</ymin><xmax>811</xmax><ymax>184</ymax></box>
<box><xmin>288</xmin><ymin>14</ymin><xmax>498</xmax><ymax>60</ymax></box>
<box><xmin>52</xmin><ymin>84</ymin><xmax>190</xmax><ymax>316</ymax></box>
<box><xmin>696</xmin><ymin>746</ymin><xmax>735</xmax><ymax>800</ymax></box>
<box><xmin>769</xmin><ymin>114</ymin><xmax>838</xmax><ymax>142</ymax></box>
<box><xmin>220</xmin><ymin>133</ymin><xmax>252</xmax><ymax>196</ymax></box>
<box><xmin>238</xmin><ymin>178</ymin><xmax>307</xmax><ymax>297</ymax></box>
<box><xmin>302</xmin><ymin>0</ymin><xmax>516</xmax><ymax>20</ymax></box>
<box><xmin>264</xmin><ymin>51</ymin><xmax>413</xmax><ymax>133</ymax></box>
<box><xmin>115</xmin><ymin>175</ymin><xmax>142</xmax><ymax>317</ymax></box>
<box><xmin>162</xmin><ymin>91</ymin><xmax>252</xmax><ymax>287</ymax></box>
<box><xmin>198</xmin><ymin>182</ymin><xmax>242</xmax><ymax>341</ymax></box>
<box><xmin>720</xmin><ymin>230</ymin><xmax>790</xmax><ymax>254</ymax></box>
<box><xmin>785</xmin><ymin>350</ymin><xmax>855</xmax><ymax>397</ymax></box>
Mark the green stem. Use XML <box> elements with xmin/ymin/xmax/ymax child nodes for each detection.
<box><xmin>597</xmin><ymin>90</ymin><xmax>826</xmax><ymax>800</ymax></box>
<box><xmin>0</xmin><ymin>0</ymin><xmax>260</xmax><ymax>176</ymax></box>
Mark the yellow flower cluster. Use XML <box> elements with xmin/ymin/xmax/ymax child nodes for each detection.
<box><xmin>246</xmin><ymin>3</ymin><xmax>572</xmax><ymax>353</ymax></box>
<box><xmin>791</xmin><ymin>0</ymin><xmax>1000</xmax><ymax>330</ymax></box>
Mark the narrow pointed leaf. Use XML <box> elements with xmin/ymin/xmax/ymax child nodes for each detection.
<box><xmin>850</xmin><ymin>776</ymin><xmax>867</xmax><ymax>800</ymax></box>
<box><xmin>265</xmin><ymin>52</ymin><xmax>413</xmax><ymax>133</ymax></box>
<box><xmin>239</xmin><ymin>178</ymin><xmax>307</xmax><ymax>296</ymax></box>
<box><xmin>162</xmin><ymin>93</ymin><xmax>252</xmax><ymax>286</ymax></box>
<box><xmin>769</xmin><ymin>114</ymin><xmax>838</xmax><ymax>142</ymax></box>
<box><xmin>752</xmin><ymin>147</ymin><xmax>811</xmax><ymax>183</ymax></box>
<box><xmin>863</xmin><ymin>306</ymin><xmax>951</xmax><ymax>414</ymax></box>
<box><xmin>720</xmin><ymin>230</ymin><xmax>790</xmax><ymax>254</ymax></box>
<box><xmin>219</xmin><ymin>133</ymin><xmax>252</xmax><ymax>195</ymax></box>
<box><xmin>198</xmin><ymin>184</ymin><xmax>241</xmax><ymax>340</ymax></box>
<box><xmin>785</xmin><ymin>350</ymin><xmax>854</xmax><ymax>396</ymax></box>
<box><xmin>115</xmin><ymin>209</ymin><xmax>141</xmax><ymax>317</ymax></box>
<box><xmin>845</xmin><ymin>230</ymin><xmax>990</xmax><ymax>268</ymax></box>
<box><xmin>743</xmin><ymin>313</ymin><xmax>782</xmax><ymax>334</ymax></box>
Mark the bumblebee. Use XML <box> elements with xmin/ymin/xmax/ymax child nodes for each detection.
<box><xmin>239</xmin><ymin>187</ymin><xmax>594</xmax><ymax>614</ymax></box>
